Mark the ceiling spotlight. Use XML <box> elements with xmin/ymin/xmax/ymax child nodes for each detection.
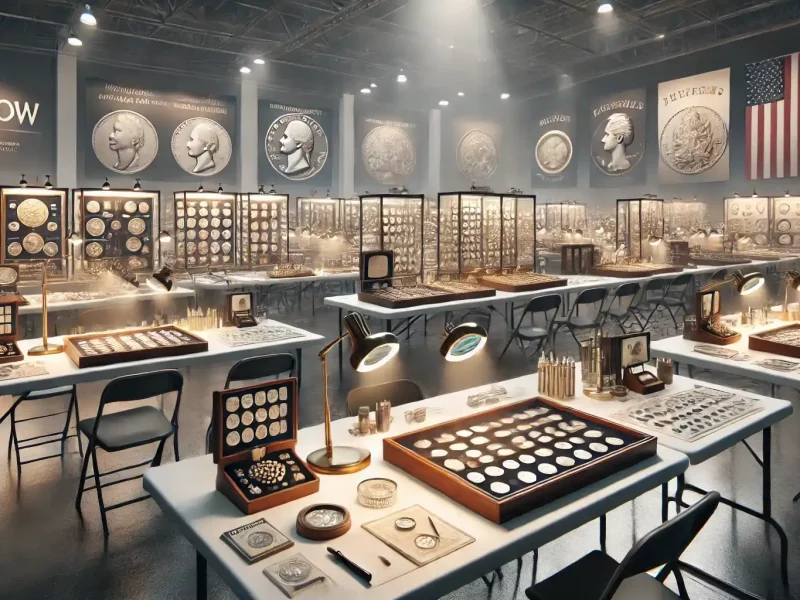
<box><xmin>253</xmin><ymin>57</ymin><xmax>265</xmax><ymax>65</ymax></box>
<box><xmin>360</xmin><ymin>88</ymin><xmax>371</xmax><ymax>94</ymax></box>
<box><xmin>101</xmin><ymin>177</ymin><xmax>110</xmax><ymax>191</ymax></box>
<box><xmin>449</xmin><ymin>45</ymin><xmax>455</xmax><ymax>49</ymax></box>
<box><xmin>500</xmin><ymin>93</ymin><xmax>510</xmax><ymax>99</ymax></box>
<box><xmin>370</xmin><ymin>82</ymin><xmax>377</xmax><ymax>88</ymax></box>
<box><xmin>561</xmin><ymin>73</ymin><xmax>570</xmax><ymax>78</ymax></box>
<box><xmin>438</xmin><ymin>100</ymin><xmax>449</xmax><ymax>107</ymax></box>
<box><xmin>80</xmin><ymin>4</ymin><xmax>96</xmax><ymax>26</ymax></box>
<box><xmin>598</xmin><ymin>3</ymin><xmax>613</xmax><ymax>13</ymax></box>
<box><xmin>657</xmin><ymin>33</ymin><xmax>665</xmax><ymax>39</ymax></box>
<box><xmin>133</xmin><ymin>178</ymin><xmax>141</xmax><ymax>191</ymax></box>
<box><xmin>397</xmin><ymin>70</ymin><xmax>407</xmax><ymax>83</ymax></box>
<box><xmin>67</xmin><ymin>31</ymin><xmax>82</xmax><ymax>46</ymax></box>
<box><xmin>457</xmin><ymin>92</ymin><xmax>465</xmax><ymax>97</ymax></box>
<box><xmin>239</xmin><ymin>66</ymin><xmax>251</xmax><ymax>74</ymax></box>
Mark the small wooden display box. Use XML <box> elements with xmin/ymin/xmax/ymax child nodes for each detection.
<box><xmin>476</xmin><ymin>273</ymin><xmax>568</xmax><ymax>293</ymax></box>
<box><xmin>384</xmin><ymin>397</ymin><xmax>656</xmax><ymax>524</ymax></box>
<box><xmin>560</xmin><ymin>244</ymin><xmax>595</xmax><ymax>275</ymax></box>
<box><xmin>63</xmin><ymin>325</ymin><xmax>208</xmax><ymax>368</ymax></box>
<box><xmin>587</xmin><ymin>263</ymin><xmax>683</xmax><ymax>278</ymax></box>
<box><xmin>682</xmin><ymin>288</ymin><xmax>740</xmax><ymax>346</ymax></box>
<box><xmin>357</xmin><ymin>286</ymin><xmax>455</xmax><ymax>309</ymax></box>
<box><xmin>213</xmin><ymin>377</ymin><xmax>319</xmax><ymax>515</ymax></box>
<box><xmin>0</xmin><ymin>291</ymin><xmax>25</xmax><ymax>364</ymax></box>
<box><xmin>748</xmin><ymin>324</ymin><xmax>800</xmax><ymax>359</ymax></box>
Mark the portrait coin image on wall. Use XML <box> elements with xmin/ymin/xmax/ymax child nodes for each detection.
<box><xmin>457</xmin><ymin>129</ymin><xmax>499</xmax><ymax>181</ymax></box>
<box><xmin>171</xmin><ymin>117</ymin><xmax>232</xmax><ymax>177</ymax></box>
<box><xmin>265</xmin><ymin>113</ymin><xmax>329</xmax><ymax>181</ymax></box>
<box><xmin>660</xmin><ymin>106</ymin><xmax>728</xmax><ymax>175</ymax></box>
<box><xmin>362</xmin><ymin>125</ymin><xmax>416</xmax><ymax>185</ymax></box>
<box><xmin>92</xmin><ymin>110</ymin><xmax>158</xmax><ymax>174</ymax></box>
<box><xmin>592</xmin><ymin>113</ymin><xmax>643</xmax><ymax>176</ymax></box>
<box><xmin>535</xmin><ymin>130</ymin><xmax>573</xmax><ymax>175</ymax></box>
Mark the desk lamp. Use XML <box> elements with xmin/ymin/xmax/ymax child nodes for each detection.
<box><xmin>782</xmin><ymin>270</ymin><xmax>800</xmax><ymax>317</ymax></box>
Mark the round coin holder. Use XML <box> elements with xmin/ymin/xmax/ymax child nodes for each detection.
<box><xmin>357</xmin><ymin>477</ymin><xmax>398</xmax><ymax>508</ymax></box>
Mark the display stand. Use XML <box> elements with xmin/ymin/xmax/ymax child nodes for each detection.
<box><xmin>293</xmin><ymin>196</ymin><xmax>359</xmax><ymax>273</ymax></box>
<box><xmin>238</xmin><ymin>191</ymin><xmax>288</xmax><ymax>269</ymax></box>
<box><xmin>770</xmin><ymin>195</ymin><xmax>800</xmax><ymax>249</ymax></box>
<box><xmin>724</xmin><ymin>194</ymin><xmax>770</xmax><ymax>248</ymax></box>
<box><xmin>616</xmin><ymin>197</ymin><xmax>664</xmax><ymax>260</ymax></box>
<box><xmin>560</xmin><ymin>244</ymin><xmax>595</xmax><ymax>275</ymax></box>
<box><xmin>174</xmin><ymin>191</ymin><xmax>237</xmax><ymax>271</ymax></box>
<box><xmin>359</xmin><ymin>194</ymin><xmax>425</xmax><ymax>279</ymax></box>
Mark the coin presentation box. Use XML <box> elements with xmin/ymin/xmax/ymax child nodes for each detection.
<box><xmin>213</xmin><ymin>377</ymin><xmax>319</xmax><ymax>515</ymax></box>
<box><xmin>0</xmin><ymin>186</ymin><xmax>67</xmax><ymax>278</ymax></box>
<box><xmin>63</xmin><ymin>325</ymin><xmax>208</xmax><ymax>368</ymax></box>
<box><xmin>225</xmin><ymin>291</ymin><xmax>257</xmax><ymax>328</ymax></box>
<box><xmin>74</xmin><ymin>189</ymin><xmax>158</xmax><ymax>272</ymax></box>
<box><xmin>587</xmin><ymin>263</ymin><xmax>682</xmax><ymax>278</ymax></box>
<box><xmin>683</xmin><ymin>288</ymin><xmax>740</xmax><ymax>346</ymax></box>
<box><xmin>384</xmin><ymin>397</ymin><xmax>656</xmax><ymax>523</ymax></box>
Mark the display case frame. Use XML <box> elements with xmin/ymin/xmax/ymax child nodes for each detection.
<box><xmin>436</xmin><ymin>192</ymin><xmax>503</xmax><ymax>277</ymax></box>
<box><xmin>358</xmin><ymin>194</ymin><xmax>426</xmax><ymax>279</ymax></box>
<box><xmin>237</xmin><ymin>192</ymin><xmax>289</xmax><ymax>270</ymax></box>
<box><xmin>616</xmin><ymin>198</ymin><xmax>665</xmax><ymax>260</ymax></box>
<box><xmin>770</xmin><ymin>195</ymin><xmax>800</xmax><ymax>249</ymax></box>
<box><xmin>501</xmin><ymin>193</ymin><xmax>537</xmax><ymax>271</ymax></box>
<box><xmin>724</xmin><ymin>194</ymin><xmax>770</xmax><ymax>247</ymax></box>
<box><xmin>173</xmin><ymin>191</ymin><xmax>237</xmax><ymax>272</ymax></box>
<box><xmin>541</xmin><ymin>202</ymin><xmax>586</xmax><ymax>233</ymax></box>
<box><xmin>293</xmin><ymin>196</ymin><xmax>360</xmax><ymax>273</ymax></box>
<box><xmin>0</xmin><ymin>186</ymin><xmax>68</xmax><ymax>280</ymax></box>
<box><xmin>74</xmin><ymin>188</ymin><xmax>160</xmax><ymax>273</ymax></box>
<box><xmin>664</xmin><ymin>198</ymin><xmax>707</xmax><ymax>240</ymax></box>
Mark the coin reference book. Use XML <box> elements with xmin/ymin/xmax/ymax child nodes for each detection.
<box><xmin>383</xmin><ymin>397</ymin><xmax>656</xmax><ymax>523</ymax></box>
<box><xmin>220</xmin><ymin>518</ymin><xmax>293</xmax><ymax>564</ymax></box>
<box><xmin>75</xmin><ymin>189</ymin><xmax>158</xmax><ymax>272</ymax></box>
<box><xmin>213</xmin><ymin>377</ymin><xmax>319</xmax><ymax>515</ymax></box>
<box><xmin>63</xmin><ymin>325</ymin><xmax>208</xmax><ymax>368</ymax></box>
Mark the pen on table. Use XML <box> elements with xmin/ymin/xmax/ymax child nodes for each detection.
<box><xmin>428</xmin><ymin>516</ymin><xmax>440</xmax><ymax>538</ymax></box>
<box><xmin>327</xmin><ymin>547</ymin><xmax>373</xmax><ymax>583</ymax></box>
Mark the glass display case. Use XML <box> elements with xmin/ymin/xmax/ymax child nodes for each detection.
<box><xmin>542</xmin><ymin>202</ymin><xmax>586</xmax><ymax>233</ymax></box>
<box><xmin>502</xmin><ymin>194</ymin><xmax>537</xmax><ymax>270</ymax></box>
<box><xmin>616</xmin><ymin>198</ymin><xmax>664</xmax><ymax>260</ymax></box>
<box><xmin>0</xmin><ymin>186</ymin><xmax>67</xmax><ymax>280</ymax></box>
<box><xmin>174</xmin><ymin>191</ymin><xmax>237</xmax><ymax>271</ymax></box>
<box><xmin>770</xmin><ymin>195</ymin><xmax>800</xmax><ymax>249</ymax></box>
<box><xmin>664</xmin><ymin>198</ymin><xmax>707</xmax><ymax>240</ymax></box>
<box><xmin>291</xmin><ymin>196</ymin><xmax>360</xmax><ymax>273</ymax></box>
<box><xmin>359</xmin><ymin>194</ymin><xmax>425</xmax><ymax>278</ymax></box>
<box><xmin>238</xmin><ymin>192</ymin><xmax>289</xmax><ymax>269</ymax></box>
<box><xmin>74</xmin><ymin>188</ymin><xmax>159</xmax><ymax>274</ymax></box>
<box><xmin>724</xmin><ymin>194</ymin><xmax>770</xmax><ymax>247</ymax></box>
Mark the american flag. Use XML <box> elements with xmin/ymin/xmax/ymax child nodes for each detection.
<box><xmin>746</xmin><ymin>52</ymin><xmax>800</xmax><ymax>180</ymax></box>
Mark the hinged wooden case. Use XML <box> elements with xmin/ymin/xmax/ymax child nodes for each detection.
<box><xmin>0</xmin><ymin>292</ymin><xmax>26</xmax><ymax>364</ymax></box>
<box><xmin>748</xmin><ymin>323</ymin><xmax>800</xmax><ymax>358</ymax></box>
<box><xmin>225</xmin><ymin>291</ymin><xmax>256</xmax><ymax>328</ymax></box>
<box><xmin>683</xmin><ymin>289</ymin><xmax>740</xmax><ymax>345</ymax></box>
<box><xmin>213</xmin><ymin>377</ymin><xmax>319</xmax><ymax>515</ymax></box>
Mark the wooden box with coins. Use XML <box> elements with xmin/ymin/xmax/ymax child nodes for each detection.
<box><xmin>74</xmin><ymin>189</ymin><xmax>159</xmax><ymax>272</ymax></box>
<box><xmin>0</xmin><ymin>292</ymin><xmax>26</xmax><ymax>364</ymax></box>
<box><xmin>213</xmin><ymin>377</ymin><xmax>319</xmax><ymax>515</ymax></box>
<box><xmin>0</xmin><ymin>186</ymin><xmax>67</xmax><ymax>278</ymax></box>
<box><xmin>174</xmin><ymin>191</ymin><xmax>236</xmax><ymax>271</ymax></box>
<box><xmin>238</xmin><ymin>192</ymin><xmax>289</xmax><ymax>268</ymax></box>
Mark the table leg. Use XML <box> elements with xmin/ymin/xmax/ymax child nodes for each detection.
<box><xmin>771</xmin><ymin>383</ymin><xmax>777</xmax><ymax>398</ymax></box>
<box><xmin>386</xmin><ymin>319</ymin><xmax>392</xmax><ymax>333</ymax></box>
<box><xmin>338</xmin><ymin>308</ymin><xmax>343</xmax><ymax>378</ymax></box>
<box><xmin>196</xmin><ymin>551</ymin><xmax>207</xmax><ymax>600</ymax></box>
<box><xmin>674</xmin><ymin>361</ymin><xmax>680</xmax><ymax>376</ymax></box>
<box><xmin>296</xmin><ymin>348</ymin><xmax>303</xmax><ymax>388</ymax></box>
<box><xmin>599</xmin><ymin>513</ymin><xmax>606</xmax><ymax>552</ymax></box>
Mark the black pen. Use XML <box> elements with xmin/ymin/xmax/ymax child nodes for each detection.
<box><xmin>327</xmin><ymin>547</ymin><xmax>373</xmax><ymax>583</ymax></box>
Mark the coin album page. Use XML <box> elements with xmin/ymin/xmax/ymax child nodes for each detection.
<box><xmin>1</xmin><ymin>189</ymin><xmax>65</xmax><ymax>275</ymax></box>
<box><xmin>80</xmin><ymin>191</ymin><xmax>156</xmax><ymax>271</ymax></box>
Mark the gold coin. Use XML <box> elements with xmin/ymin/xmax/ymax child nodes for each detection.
<box><xmin>17</xmin><ymin>198</ymin><xmax>49</xmax><ymax>228</ymax></box>
<box><xmin>22</xmin><ymin>233</ymin><xmax>44</xmax><ymax>254</ymax></box>
<box><xmin>86</xmin><ymin>218</ymin><xmax>105</xmax><ymax>237</ymax></box>
<box><xmin>85</xmin><ymin>242</ymin><xmax>103</xmax><ymax>258</ymax></box>
<box><xmin>126</xmin><ymin>237</ymin><xmax>142</xmax><ymax>252</ymax></box>
<box><xmin>47</xmin><ymin>222</ymin><xmax>57</xmax><ymax>232</ymax></box>
<box><xmin>7</xmin><ymin>243</ymin><xmax>22</xmax><ymax>257</ymax></box>
<box><xmin>43</xmin><ymin>242</ymin><xmax>59</xmax><ymax>257</ymax></box>
<box><xmin>111</xmin><ymin>220</ymin><xmax>122</xmax><ymax>231</ymax></box>
<box><xmin>128</xmin><ymin>257</ymin><xmax>147</xmax><ymax>269</ymax></box>
<box><xmin>128</xmin><ymin>218</ymin><xmax>146</xmax><ymax>235</ymax></box>
<box><xmin>0</xmin><ymin>266</ymin><xmax>18</xmax><ymax>285</ymax></box>
<box><xmin>124</xmin><ymin>200</ymin><xmax>138</xmax><ymax>214</ymax></box>
<box><xmin>197</xmin><ymin>241</ymin><xmax>209</xmax><ymax>255</ymax></box>
<box><xmin>86</xmin><ymin>200</ymin><xmax>101</xmax><ymax>214</ymax></box>
<box><xmin>138</xmin><ymin>202</ymin><xmax>150</xmax><ymax>214</ymax></box>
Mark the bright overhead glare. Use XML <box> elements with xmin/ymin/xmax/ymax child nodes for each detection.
<box><xmin>598</xmin><ymin>3</ymin><xmax>613</xmax><ymax>13</ymax></box>
<box><xmin>253</xmin><ymin>57</ymin><xmax>265</xmax><ymax>65</ymax></box>
<box><xmin>397</xmin><ymin>73</ymin><xmax>408</xmax><ymax>83</ymax></box>
<box><xmin>439</xmin><ymin>100</ymin><xmax>449</xmax><ymax>107</ymax></box>
<box><xmin>360</xmin><ymin>88</ymin><xmax>371</xmax><ymax>94</ymax></box>
<box><xmin>67</xmin><ymin>31</ymin><xmax>82</xmax><ymax>46</ymax></box>
<box><xmin>500</xmin><ymin>93</ymin><xmax>510</xmax><ymax>100</ymax></box>
<box><xmin>80</xmin><ymin>4</ymin><xmax>96</xmax><ymax>26</ymax></box>
<box><xmin>370</xmin><ymin>82</ymin><xmax>377</xmax><ymax>88</ymax></box>
<box><xmin>657</xmin><ymin>33</ymin><xmax>665</xmax><ymax>39</ymax></box>
<box><xmin>449</xmin><ymin>45</ymin><xmax>455</xmax><ymax>49</ymax></box>
<box><xmin>239</xmin><ymin>66</ymin><xmax>251</xmax><ymax>74</ymax></box>
<box><xmin>457</xmin><ymin>92</ymin><xmax>465</xmax><ymax>97</ymax></box>
<box><xmin>561</xmin><ymin>73</ymin><xmax>570</xmax><ymax>78</ymax></box>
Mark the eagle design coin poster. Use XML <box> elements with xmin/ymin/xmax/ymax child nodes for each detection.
<box><xmin>658</xmin><ymin>68</ymin><xmax>730</xmax><ymax>184</ymax></box>
<box><xmin>531</xmin><ymin>96</ymin><xmax>577</xmax><ymax>187</ymax></box>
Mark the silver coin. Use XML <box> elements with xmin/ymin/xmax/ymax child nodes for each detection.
<box><xmin>43</xmin><ymin>242</ymin><xmax>59</xmax><ymax>257</ymax></box>
<box><xmin>124</xmin><ymin>200</ymin><xmax>138</xmax><ymax>214</ymax></box>
<box><xmin>470</xmin><ymin>425</ymin><xmax>489</xmax><ymax>433</ymax></box>
<box><xmin>92</xmin><ymin>110</ymin><xmax>158</xmax><ymax>174</ymax></box>
<box><xmin>502</xmin><ymin>459</ymin><xmax>519</xmax><ymax>470</ymax></box>
<box><xmin>415</xmin><ymin>534</ymin><xmax>438</xmax><ymax>549</ymax></box>
<box><xmin>86</xmin><ymin>200</ymin><xmax>101</xmax><ymax>214</ymax></box>
<box><xmin>265</xmin><ymin>113</ymin><xmax>329</xmax><ymax>181</ymax></box>
<box><xmin>556</xmin><ymin>456</ymin><xmax>575</xmax><ymax>467</ymax></box>
<box><xmin>449</xmin><ymin>443</ymin><xmax>468</xmax><ymax>451</ymax></box>
<box><xmin>490</xmin><ymin>482</ymin><xmax>510</xmax><ymax>495</ymax></box>
<box><xmin>470</xmin><ymin>436</ymin><xmax>489</xmax><ymax>445</ymax></box>
<box><xmin>466</xmin><ymin>472</ymin><xmax>485</xmax><ymax>484</ymax></box>
<box><xmin>431</xmin><ymin>449</ymin><xmax>448</xmax><ymax>458</ymax></box>
<box><xmin>478</xmin><ymin>455</ymin><xmax>494</xmax><ymax>464</ymax></box>
<box><xmin>584</xmin><ymin>430</ymin><xmax>603</xmax><ymax>438</ymax></box>
<box><xmin>278</xmin><ymin>559</ymin><xmax>312</xmax><ymax>583</ymax></box>
<box><xmin>85</xmin><ymin>242</ymin><xmax>103</xmax><ymax>258</ymax></box>
<box><xmin>606</xmin><ymin>437</ymin><xmax>624</xmax><ymax>446</ymax></box>
<box><xmin>395</xmin><ymin>517</ymin><xmax>416</xmax><ymax>530</ymax></box>
<box><xmin>241</xmin><ymin>428</ymin><xmax>254</xmax><ymax>444</ymax></box>
<box><xmin>247</xmin><ymin>531</ymin><xmax>273</xmax><ymax>549</ymax></box>
<box><xmin>535</xmin><ymin>130</ymin><xmax>573</xmax><ymax>175</ymax></box>
<box><xmin>497</xmin><ymin>448</ymin><xmax>515</xmax><ymax>457</ymax></box>
<box><xmin>47</xmin><ymin>222</ymin><xmax>57</xmax><ymax>232</ymax></box>
<box><xmin>86</xmin><ymin>218</ymin><xmax>105</xmax><ymax>237</ymax></box>
<box><xmin>518</xmin><ymin>471</ymin><xmax>537</xmax><ymax>484</ymax></box>
<box><xmin>590</xmin><ymin>442</ymin><xmax>609</xmax><ymax>453</ymax></box>
<box><xmin>226</xmin><ymin>431</ymin><xmax>240</xmax><ymax>446</ymax></box>
<box><xmin>171</xmin><ymin>117</ymin><xmax>232</xmax><ymax>177</ymax></box>
<box><xmin>518</xmin><ymin>454</ymin><xmax>535</xmax><ymax>464</ymax></box>
<box><xmin>569</xmin><ymin>436</ymin><xmax>585</xmax><ymax>445</ymax></box>
<box><xmin>465</xmin><ymin>449</ymin><xmax>482</xmax><ymax>458</ymax></box>
<box><xmin>111</xmin><ymin>220</ymin><xmax>122</xmax><ymax>231</ymax></box>
<box><xmin>444</xmin><ymin>459</ymin><xmax>465</xmax><ymax>472</ymax></box>
<box><xmin>485</xmin><ymin>466</ymin><xmax>504</xmax><ymax>477</ymax></box>
<box><xmin>414</xmin><ymin>439</ymin><xmax>432</xmax><ymax>449</ymax></box>
<box><xmin>574</xmin><ymin>449</ymin><xmax>592</xmax><ymax>460</ymax></box>
<box><xmin>537</xmin><ymin>463</ymin><xmax>557</xmax><ymax>475</ymax></box>
<box><xmin>7</xmin><ymin>242</ymin><xmax>21</xmax><ymax>257</ymax></box>
<box><xmin>660</xmin><ymin>106</ymin><xmax>728</xmax><ymax>175</ymax></box>
<box><xmin>534</xmin><ymin>448</ymin><xmax>553</xmax><ymax>457</ymax></box>
<box><xmin>362</xmin><ymin>125</ymin><xmax>416</xmax><ymax>185</ymax></box>
<box><xmin>554</xmin><ymin>441</ymin><xmax>572</xmax><ymax>450</ymax></box>
<box><xmin>457</xmin><ymin>129</ymin><xmax>498</xmax><ymax>181</ymax></box>
<box><xmin>0</xmin><ymin>267</ymin><xmax>17</xmax><ymax>285</ymax></box>
<box><xmin>7</xmin><ymin>222</ymin><xmax>18</xmax><ymax>232</ymax></box>
<box><xmin>22</xmin><ymin>233</ymin><xmax>44</xmax><ymax>254</ymax></box>
<box><xmin>226</xmin><ymin>414</ymin><xmax>240</xmax><ymax>429</ymax></box>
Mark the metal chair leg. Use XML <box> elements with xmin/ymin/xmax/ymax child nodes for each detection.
<box><xmin>91</xmin><ymin>449</ymin><xmax>109</xmax><ymax>536</ymax></box>
<box><xmin>76</xmin><ymin>441</ymin><xmax>94</xmax><ymax>512</ymax></box>
<box><xmin>10</xmin><ymin>408</ymin><xmax>21</xmax><ymax>479</ymax></box>
<box><xmin>72</xmin><ymin>388</ymin><xmax>83</xmax><ymax>458</ymax></box>
<box><xmin>173</xmin><ymin>428</ymin><xmax>180</xmax><ymax>462</ymax></box>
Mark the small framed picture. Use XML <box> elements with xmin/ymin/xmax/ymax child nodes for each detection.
<box><xmin>619</xmin><ymin>331</ymin><xmax>650</xmax><ymax>369</ymax></box>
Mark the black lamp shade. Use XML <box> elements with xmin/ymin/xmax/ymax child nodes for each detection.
<box><xmin>441</xmin><ymin>322</ymin><xmax>488</xmax><ymax>362</ymax></box>
<box><xmin>733</xmin><ymin>270</ymin><xmax>765</xmax><ymax>296</ymax></box>
<box><xmin>147</xmin><ymin>266</ymin><xmax>173</xmax><ymax>292</ymax></box>
<box><xmin>343</xmin><ymin>312</ymin><xmax>399</xmax><ymax>372</ymax></box>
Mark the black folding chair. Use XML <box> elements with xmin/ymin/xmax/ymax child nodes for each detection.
<box><xmin>600</xmin><ymin>282</ymin><xmax>641</xmax><ymax>333</ymax></box>
<box><xmin>75</xmin><ymin>370</ymin><xmax>183</xmax><ymax>537</ymax></box>
<box><xmin>347</xmin><ymin>379</ymin><xmax>424</xmax><ymax>416</ymax></box>
<box><xmin>526</xmin><ymin>491</ymin><xmax>721</xmax><ymax>600</ymax></box>
<box><xmin>551</xmin><ymin>287</ymin><xmax>608</xmax><ymax>350</ymax></box>
<box><xmin>636</xmin><ymin>273</ymin><xmax>693</xmax><ymax>330</ymax></box>
<box><xmin>205</xmin><ymin>353</ymin><xmax>296</xmax><ymax>453</ymax></box>
<box><xmin>499</xmin><ymin>294</ymin><xmax>562</xmax><ymax>364</ymax></box>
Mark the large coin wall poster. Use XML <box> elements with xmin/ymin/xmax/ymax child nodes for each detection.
<box><xmin>84</xmin><ymin>79</ymin><xmax>237</xmax><ymax>183</ymax></box>
<box><xmin>657</xmin><ymin>68</ymin><xmax>730</xmax><ymax>184</ymax></box>
<box><xmin>531</xmin><ymin>96</ymin><xmax>577</xmax><ymax>187</ymax></box>
<box><xmin>589</xmin><ymin>88</ymin><xmax>646</xmax><ymax>187</ymax></box>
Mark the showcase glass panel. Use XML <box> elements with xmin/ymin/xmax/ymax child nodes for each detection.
<box><xmin>239</xmin><ymin>193</ymin><xmax>289</xmax><ymax>269</ymax></box>
<box><xmin>359</xmin><ymin>194</ymin><xmax>424</xmax><ymax>278</ymax></box>
<box><xmin>437</xmin><ymin>193</ymin><xmax>504</xmax><ymax>278</ymax></box>
<box><xmin>770</xmin><ymin>195</ymin><xmax>800</xmax><ymax>249</ymax></box>
<box><xmin>664</xmin><ymin>199</ymin><xmax>707</xmax><ymax>240</ymax></box>
<box><xmin>174</xmin><ymin>191</ymin><xmax>237</xmax><ymax>271</ymax></box>
<box><xmin>292</xmin><ymin>196</ymin><xmax>359</xmax><ymax>273</ymax></box>
<box><xmin>502</xmin><ymin>195</ymin><xmax>536</xmax><ymax>270</ymax></box>
<box><xmin>616</xmin><ymin>198</ymin><xmax>664</xmax><ymax>260</ymax></box>
<box><xmin>724</xmin><ymin>195</ymin><xmax>770</xmax><ymax>248</ymax></box>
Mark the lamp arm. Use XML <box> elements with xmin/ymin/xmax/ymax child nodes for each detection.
<box><xmin>698</xmin><ymin>276</ymin><xmax>733</xmax><ymax>294</ymax></box>
<box><xmin>318</xmin><ymin>332</ymin><xmax>350</xmax><ymax>359</ymax></box>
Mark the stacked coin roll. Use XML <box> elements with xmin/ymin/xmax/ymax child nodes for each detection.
<box><xmin>537</xmin><ymin>354</ymin><xmax>576</xmax><ymax>399</ymax></box>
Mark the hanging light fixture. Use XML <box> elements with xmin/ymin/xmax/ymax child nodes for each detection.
<box><xmin>133</xmin><ymin>178</ymin><xmax>142</xmax><ymax>191</ymax></box>
<box><xmin>397</xmin><ymin>69</ymin><xmax>407</xmax><ymax>83</ymax></box>
<box><xmin>80</xmin><ymin>4</ymin><xmax>97</xmax><ymax>25</ymax></box>
<box><xmin>253</xmin><ymin>57</ymin><xmax>265</xmax><ymax>65</ymax></box>
<box><xmin>44</xmin><ymin>175</ymin><xmax>53</xmax><ymax>190</ymax></box>
<box><xmin>217</xmin><ymin>183</ymin><xmax>224</xmax><ymax>193</ymax></box>
<box><xmin>18</xmin><ymin>174</ymin><xmax>27</xmax><ymax>187</ymax></box>
<box><xmin>67</xmin><ymin>31</ymin><xmax>82</xmax><ymax>46</ymax></box>
<box><xmin>598</xmin><ymin>3</ymin><xmax>613</xmax><ymax>13</ymax></box>
<box><xmin>501</xmin><ymin>93</ymin><xmax>510</xmax><ymax>100</ymax></box>
<box><xmin>239</xmin><ymin>66</ymin><xmax>251</xmax><ymax>74</ymax></box>
<box><xmin>101</xmin><ymin>177</ymin><xmax>111</xmax><ymax>191</ymax></box>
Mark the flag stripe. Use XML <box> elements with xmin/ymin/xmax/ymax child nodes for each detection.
<box><xmin>746</xmin><ymin>106</ymin><xmax>752</xmax><ymax>180</ymax></box>
<box><xmin>777</xmin><ymin>100</ymin><xmax>785</xmax><ymax>178</ymax></box>
<box><xmin>793</xmin><ymin>53</ymin><xmax>799</xmax><ymax>177</ymax></box>
<box><xmin>771</xmin><ymin>101</ymin><xmax>778</xmax><ymax>178</ymax></box>
<box><xmin>785</xmin><ymin>55</ymin><xmax>792</xmax><ymax>177</ymax></box>
<box><xmin>758</xmin><ymin>104</ymin><xmax>765</xmax><ymax>179</ymax></box>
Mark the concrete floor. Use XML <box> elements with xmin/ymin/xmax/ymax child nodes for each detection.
<box><xmin>0</xmin><ymin>286</ymin><xmax>796</xmax><ymax>599</ymax></box>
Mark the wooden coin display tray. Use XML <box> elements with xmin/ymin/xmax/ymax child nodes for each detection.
<box><xmin>269</xmin><ymin>265</ymin><xmax>314</xmax><ymax>278</ymax></box>
<box><xmin>587</xmin><ymin>263</ymin><xmax>682</xmax><ymax>278</ymax></box>
<box><xmin>358</xmin><ymin>285</ymin><xmax>455</xmax><ymax>309</ymax></box>
<box><xmin>0</xmin><ymin>187</ymin><xmax>67</xmax><ymax>277</ymax></box>
<box><xmin>75</xmin><ymin>189</ymin><xmax>158</xmax><ymax>272</ymax></box>
<box><xmin>427</xmin><ymin>280</ymin><xmax>496</xmax><ymax>300</ymax></box>
<box><xmin>384</xmin><ymin>397</ymin><xmax>656</xmax><ymax>523</ymax></box>
<box><xmin>174</xmin><ymin>192</ymin><xmax>236</xmax><ymax>270</ymax></box>
<box><xmin>748</xmin><ymin>323</ymin><xmax>800</xmax><ymax>359</ymax></box>
<box><xmin>63</xmin><ymin>325</ymin><xmax>208</xmax><ymax>368</ymax></box>
<box><xmin>239</xmin><ymin>193</ymin><xmax>289</xmax><ymax>268</ymax></box>
<box><xmin>476</xmin><ymin>272</ymin><xmax>567</xmax><ymax>293</ymax></box>
<box><xmin>213</xmin><ymin>377</ymin><xmax>319</xmax><ymax>514</ymax></box>
<box><xmin>688</xmin><ymin>253</ymin><xmax>752</xmax><ymax>266</ymax></box>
